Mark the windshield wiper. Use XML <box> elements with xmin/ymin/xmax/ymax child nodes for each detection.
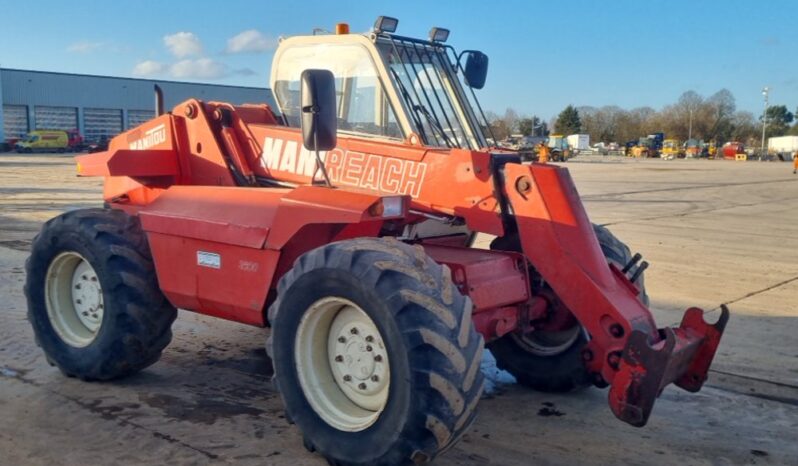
<box><xmin>390</xmin><ymin>68</ymin><xmax>453</xmax><ymax>148</ymax></box>
<box><xmin>415</xmin><ymin>104</ymin><xmax>454</xmax><ymax>148</ymax></box>
<box><xmin>390</xmin><ymin>68</ymin><xmax>432</xmax><ymax>144</ymax></box>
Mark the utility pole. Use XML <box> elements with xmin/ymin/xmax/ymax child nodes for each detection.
<box><xmin>761</xmin><ymin>87</ymin><xmax>769</xmax><ymax>160</ymax></box>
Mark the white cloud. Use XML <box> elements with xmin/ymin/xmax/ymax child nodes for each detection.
<box><xmin>170</xmin><ymin>58</ymin><xmax>227</xmax><ymax>79</ymax></box>
<box><xmin>131</xmin><ymin>31</ymin><xmax>262</xmax><ymax>80</ymax></box>
<box><xmin>225</xmin><ymin>29</ymin><xmax>277</xmax><ymax>54</ymax></box>
<box><xmin>163</xmin><ymin>32</ymin><xmax>203</xmax><ymax>58</ymax></box>
<box><xmin>132</xmin><ymin>60</ymin><xmax>168</xmax><ymax>77</ymax></box>
<box><xmin>67</xmin><ymin>41</ymin><xmax>103</xmax><ymax>53</ymax></box>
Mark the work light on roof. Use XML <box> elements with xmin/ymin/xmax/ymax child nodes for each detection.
<box><xmin>374</xmin><ymin>16</ymin><xmax>398</xmax><ymax>33</ymax></box>
<box><xmin>429</xmin><ymin>27</ymin><xmax>449</xmax><ymax>43</ymax></box>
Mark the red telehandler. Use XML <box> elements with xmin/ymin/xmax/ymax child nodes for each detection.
<box><xmin>24</xmin><ymin>17</ymin><xmax>728</xmax><ymax>466</ymax></box>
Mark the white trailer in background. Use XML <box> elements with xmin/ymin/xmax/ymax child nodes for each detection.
<box><xmin>567</xmin><ymin>134</ymin><xmax>590</xmax><ymax>153</ymax></box>
<box><xmin>768</xmin><ymin>136</ymin><xmax>798</xmax><ymax>160</ymax></box>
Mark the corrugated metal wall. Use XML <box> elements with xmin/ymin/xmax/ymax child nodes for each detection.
<box><xmin>2</xmin><ymin>105</ymin><xmax>28</xmax><ymax>139</ymax></box>
<box><xmin>1</xmin><ymin>68</ymin><xmax>277</xmax><ymax>142</ymax></box>
<box><xmin>34</xmin><ymin>106</ymin><xmax>78</xmax><ymax>131</ymax></box>
<box><xmin>127</xmin><ymin>109</ymin><xmax>156</xmax><ymax>128</ymax></box>
<box><xmin>84</xmin><ymin>108</ymin><xmax>123</xmax><ymax>142</ymax></box>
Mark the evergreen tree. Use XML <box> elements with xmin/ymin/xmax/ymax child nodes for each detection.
<box><xmin>555</xmin><ymin>105</ymin><xmax>582</xmax><ymax>134</ymax></box>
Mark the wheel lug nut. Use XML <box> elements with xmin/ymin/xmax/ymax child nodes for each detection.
<box><xmin>82</xmin><ymin>275</ymin><xmax>88</xmax><ymax>280</ymax></box>
<box><xmin>365</xmin><ymin>335</ymin><xmax>374</xmax><ymax>342</ymax></box>
<box><xmin>374</xmin><ymin>355</ymin><xmax>383</xmax><ymax>362</ymax></box>
<box><xmin>82</xmin><ymin>311</ymin><xmax>89</xmax><ymax>316</ymax></box>
<box><xmin>366</xmin><ymin>345</ymin><xmax>373</xmax><ymax>352</ymax></box>
<box><xmin>338</xmin><ymin>336</ymin><xmax>346</xmax><ymax>343</ymax></box>
<box><xmin>90</xmin><ymin>277</ymin><xmax>97</xmax><ymax>282</ymax></box>
<box><xmin>76</xmin><ymin>299</ymin><xmax>82</xmax><ymax>304</ymax></box>
<box><xmin>343</xmin><ymin>375</ymin><xmax>352</xmax><ymax>382</ymax></box>
<box><xmin>350</xmin><ymin>327</ymin><xmax>359</xmax><ymax>335</ymax></box>
<box><xmin>335</xmin><ymin>355</ymin><xmax>343</xmax><ymax>362</ymax></box>
<box><xmin>358</xmin><ymin>383</ymin><xmax>367</xmax><ymax>390</ymax></box>
<box><xmin>371</xmin><ymin>375</ymin><xmax>379</xmax><ymax>382</ymax></box>
<box><xmin>74</xmin><ymin>284</ymin><xmax>81</xmax><ymax>290</ymax></box>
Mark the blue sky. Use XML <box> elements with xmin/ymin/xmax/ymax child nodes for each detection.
<box><xmin>1</xmin><ymin>0</ymin><xmax>796</xmax><ymax>120</ymax></box>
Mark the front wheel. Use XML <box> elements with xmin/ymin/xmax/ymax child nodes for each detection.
<box><xmin>267</xmin><ymin>238</ymin><xmax>484</xmax><ymax>466</ymax></box>
<box><xmin>488</xmin><ymin>224</ymin><xmax>648</xmax><ymax>392</ymax></box>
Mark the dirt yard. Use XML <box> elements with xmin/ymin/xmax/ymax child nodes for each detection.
<box><xmin>1</xmin><ymin>154</ymin><xmax>796</xmax><ymax>465</ymax></box>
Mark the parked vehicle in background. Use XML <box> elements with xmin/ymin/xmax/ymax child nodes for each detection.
<box><xmin>566</xmin><ymin>133</ymin><xmax>589</xmax><ymax>153</ymax></box>
<box><xmin>629</xmin><ymin>133</ymin><xmax>664</xmax><ymax>158</ymax></box>
<box><xmin>547</xmin><ymin>134</ymin><xmax>570</xmax><ymax>161</ymax></box>
<box><xmin>15</xmin><ymin>130</ymin><xmax>69</xmax><ymax>153</ymax></box>
<box><xmin>87</xmin><ymin>135</ymin><xmax>109</xmax><ymax>153</ymax></box>
<box><xmin>592</xmin><ymin>142</ymin><xmax>608</xmax><ymax>155</ymax></box>
<box><xmin>684</xmin><ymin>139</ymin><xmax>703</xmax><ymax>158</ymax></box>
<box><xmin>2</xmin><ymin>136</ymin><xmax>22</xmax><ymax>152</ymax></box>
<box><xmin>722</xmin><ymin>141</ymin><xmax>746</xmax><ymax>160</ymax></box>
<box><xmin>768</xmin><ymin>135</ymin><xmax>798</xmax><ymax>161</ymax></box>
<box><xmin>14</xmin><ymin>129</ymin><xmax>84</xmax><ymax>153</ymax></box>
<box><xmin>66</xmin><ymin>129</ymin><xmax>85</xmax><ymax>152</ymax></box>
<box><xmin>707</xmin><ymin>141</ymin><xmax>718</xmax><ymax>158</ymax></box>
<box><xmin>661</xmin><ymin>139</ymin><xmax>682</xmax><ymax>159</ymax></box>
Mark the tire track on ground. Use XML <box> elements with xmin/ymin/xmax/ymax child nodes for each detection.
<box><xmin>600</xmin><ymin>196</ymin><xmax>798</xmax><ymax>227</ymax></box>
<box><xmin>704</xmin><ymin>275</ymin><xmax>798</xmax><ymax>314</ymax></box>
<box><xmin>583</xmin><ymin>177</ymin><xmax>797</xmax><ymax>200</ymax></box>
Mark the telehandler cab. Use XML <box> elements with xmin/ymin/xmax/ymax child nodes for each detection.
<box><xmin>25</xmin><ymin>16</ymin><xmax>728</xmax><ymax>466</ymax></box>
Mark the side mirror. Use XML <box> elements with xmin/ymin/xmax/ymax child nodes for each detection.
<box><xmin>463</xmin><ymin>51</ymin><xmax>488</xmax><ymax>90</ymax></box>
<box><xmin>300</xmin><ymin>69</ymin><xmax>337</xmax><ymax>151</ymax></box>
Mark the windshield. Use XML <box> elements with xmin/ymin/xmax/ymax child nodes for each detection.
<box><xmin>377</xmin><ymin>38</ymin><xmax>485</xmax><ymax>150</ymax></box>
<box><xmin>273</xmin><ymin>43</ymin><xmax>403</xmax><ymax>140</ymax></box>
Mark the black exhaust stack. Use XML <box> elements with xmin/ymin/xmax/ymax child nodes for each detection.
<box><xmin>154</xmin><ymin>84</ymin><xmax>164</xmax><ymax>116</ymax></box>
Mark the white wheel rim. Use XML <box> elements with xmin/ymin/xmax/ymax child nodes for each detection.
<box><xmin>512</xmin><ymin>325</ymin><xmax>582</xmax><ymax>357</ymax></box>
<box><xmin>45</xmin><ymin>252</ymin><xmax>104</xmax><ymax>347</ymax></box>
<box><xmin>294</xmin><ymin>297</ymin><xmax>390</xmax><ymax>432</ymax></box>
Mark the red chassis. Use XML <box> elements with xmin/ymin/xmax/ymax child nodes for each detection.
<box><xmin>77</xmin><ymin>98</ymin><xmax>728</xmax><ymax>427</ymax></box>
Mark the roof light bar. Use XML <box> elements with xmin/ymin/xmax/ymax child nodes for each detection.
<box><xmin>429</xmin><ymin>27</ymin><xmax>450</xmax><ymax>43</ymax></box>
<box><xmin>374</xmin><ymin>16</ymin><xmax>398</xmax><ymax>34</ymax></box>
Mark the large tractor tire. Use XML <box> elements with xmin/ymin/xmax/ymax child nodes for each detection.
<box><xmin>488</xmin><ymin>224</ymin><xmax>648</xmax><ymax>392</ymax></box>
<box><xmin>24</xmin><ymin>208</ymin><xmax>176</xmax><ymax>380</ymax></box>
<box><xmin>267</xmin><ymin>238</ymin><xmax>484</xmax><ymax>466</ymax></box>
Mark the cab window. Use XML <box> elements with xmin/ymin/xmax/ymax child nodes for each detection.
<box><xmin>273</xmin><ymin>43</ymin><xmax>403</xmax><ymax>140</ymax></box>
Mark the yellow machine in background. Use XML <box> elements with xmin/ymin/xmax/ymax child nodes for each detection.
<box><xmin>708</xmin><ymin>141</ymin><xmax>717</xmax><ymax>158</ymax></box>
<box><xmin>661</xmin><ymin>139</ymin><xmax>682</xmax><ymax>159</ymax></box>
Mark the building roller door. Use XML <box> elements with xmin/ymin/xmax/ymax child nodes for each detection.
<box><xmin>3</xmin><ymin>105</ymin><xmax>29</xmax><ymax>138</ymax></box>
<box><xmin>84</xmin><ymin>108</ymin><xmax>122</xmax><ymax>142</ymax></box>
<box><xmin>35</xmin><ymin>106</ymin><xmax>78</xmax><ymax>131</ymax></box>
<box><xmin>128</xmin><ymin>110</ymin><xmax>155</xmax><ymax>128</ymax></box>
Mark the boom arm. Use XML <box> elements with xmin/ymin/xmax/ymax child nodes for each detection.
<box><xmin>503</xmin><ymin>162</ymin><xmax>728</xmax><ymax>426</ymax></box>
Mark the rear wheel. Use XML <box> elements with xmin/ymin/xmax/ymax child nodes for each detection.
<box><xmin>268</xmin><ymin>238</ymin><xmax>484</xmax><ymax>466</ymax></box>
<box><xmin>488</xmin><ymin>224</ymin><xmax>647</xmax><ymax>392</ymax></box>
<box><xmin>24</xmin><ymin>208</ymin><xmax>177</xmax><ymax>380</ymax></box>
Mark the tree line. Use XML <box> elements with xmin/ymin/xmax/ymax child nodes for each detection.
<box><xmin>486</xmin><ymin>89</ymin><xmax>797</xmax><ymax>145</ymax></box>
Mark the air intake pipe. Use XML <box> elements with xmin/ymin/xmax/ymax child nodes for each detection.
<box><xmin>154</xmin><ymin>84</ymin><xmax>164</xmax><ymax>116</ymax></box>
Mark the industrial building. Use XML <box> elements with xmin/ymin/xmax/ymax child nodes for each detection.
<box><xmin>0</xmin><ymin>68</ymin><xmax>276</xmax><ymax>145</ymax></box>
